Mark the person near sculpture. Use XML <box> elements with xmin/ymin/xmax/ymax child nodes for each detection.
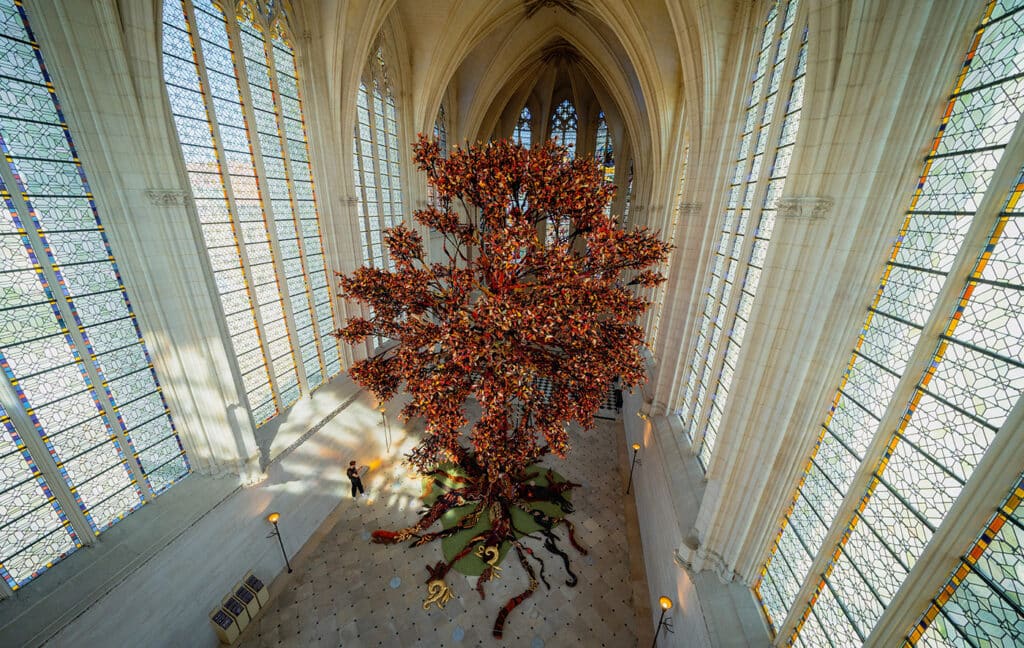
<box><xmin>346</xmin><ymin>461</ymin><xmax>365</xmax><ymax>498</ymax></box>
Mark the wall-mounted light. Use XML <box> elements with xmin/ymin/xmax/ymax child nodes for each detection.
<box><xmin>378</xmin><ymin>405</ymin><xmax>392</xmax><ymax>452</ymax></box>
<box><xmin>266</xmin><ymin>512</ymin><xmax>293</xmax><ymax>574</ymax></box>
<box><xmin>626</xmin><ymin>442</ymin><xmax>642</xmax><ymax>495</ymax></box>
<box><xmin>652</xmin><ymin>595</ymin><xmax>674</xmax><ymax>647</ymax></box>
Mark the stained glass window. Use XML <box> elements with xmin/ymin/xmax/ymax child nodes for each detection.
<box><xmin>544</xmin><ymin>99</ymin><xmax>578</xmax><ymax>244</ymax></box>
<box><xmin>679</xmin><ymin>0</ymin><xmax>805</xmax><ymax>472</ymax></box>
<box><xmin>0</xmin><ymin>0</ymin><xmax>188</xmax><ymax>590</ymax></box>
<box><xmin>162</xmin><ymin>0</ymin><xmax>340</xmax><ymax>423</ymax></box>
<box><xmin>594</xmin><ymin>111</ymin><xmax>615</xmax><ymax>217</ymax></box>
<box><xmin>427</xmin><ymin>103</ymin><xmax>448</xmax><ymax>205</ymax></box>
<box><xmin>434</xmin><ymin>102</ymin><xmax>448</xmax><ymax>156</ymax></box>
<box><xmin>352</xmin><ymin>43</ymin><xmax>404</xmax><ymax>349</ymax></box>
<box><xmin>756</xmin><ymin>1</ymin><xmax>1024</xmax><ymax>643</ymax></box>
<box><xmin>513</xmin><ymin>106</ymin><xmax>532</xmax><ymax>149</ymax></box>
<box><xmin>622</xmin><ymin>160</ymin><xmax>634</xmax><ymax>226</ymax></box>
<box><xmin>0</xmin><ymin>404</ymin><xmax>78</xmax><ymax>589</ymax></box>
<box><xmin>648</xmin><ymin>144</ymin><xmax>688</xmax><ymax>349</ymax></box>
<box><xmin>550</xmin><ymin>99</ymin><xmax>577</xmax><ymax>158</ymax></box>
<box><xmin>352</xmin><ymin>45</ymin><xmax>404</xmax><ymax>274</ymax></box>
<box><xmin>268</xmin><ymin>19</ymin><xmax>341</xmax><ymax>382</ymax></box>
<box><xmin>906</xmin><ymin>473</ymin><xmax>1024</xmax><ymax>646</ymax></box>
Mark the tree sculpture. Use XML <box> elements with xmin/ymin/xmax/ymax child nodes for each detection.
<box><xmin>336</xmin><ymin>135</ymin><xmax>669</xmax><ymax>638</ymax></box>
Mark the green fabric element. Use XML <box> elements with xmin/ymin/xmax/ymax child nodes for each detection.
<box><xmin>422</xmin><ymin>464</ymin><xmax>572</xmax><ymax>576</ymax></box>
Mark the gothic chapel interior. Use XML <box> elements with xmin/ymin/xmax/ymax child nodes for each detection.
<box><xmin>0</xmin><ymin>0</ymin><xmax>1022</xmax><ymax>646</ymax></box>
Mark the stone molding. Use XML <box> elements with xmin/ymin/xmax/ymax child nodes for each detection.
<box><xmin>674</xmin><ymin>538</ymin><xmax>744</xmax><ymax>584</ymax></box>
<box><xmin>677</xmin><ymin>201</ymin><xmax>701</xmax><ymax>217</ymax></box>
<box><xmin>777</xmin><ymin>195</ymin><xmax>833</xmax><ymax>220</ymax></box>
<box><xmin>145</xmin><ymin>189</ymin><xmax>191</xmax><ymax>206</ymax></box>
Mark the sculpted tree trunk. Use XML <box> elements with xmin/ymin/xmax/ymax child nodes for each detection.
<box><xmin>336</xmin><ymin>135</ymin><xmax>669</xmax><ymax>638</ymax></box>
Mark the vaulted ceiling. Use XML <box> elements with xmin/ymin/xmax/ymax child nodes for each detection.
<box><xmin>298</xmin><ymin>0</ymin><xmax>741</xmax><ymax>210</ymax></box>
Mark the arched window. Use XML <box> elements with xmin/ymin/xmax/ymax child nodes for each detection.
<box><xmin>0</xmin><ymin>0</ymin><xmax>188</xmax><ymax>590</ymax></box>
<box><xmin>756</xmin><ymin>2</ymin><xmax>1024</xmax><ymax>645</ymax></box>
<box><xmin>550</xmin><ymin>99</ymin><xmax>577</xmax><ymax>158</ymax></box>
<box><xmin>648</xmin><ymin>145</ymin><xmax>689</xmax><ymax>346</ymax></box>
<box><xmin>352</xmin><ymin>42</ymin><xmax>404</xmax><ymax>349</ymax></box>
<box><xmin>622</xmin><ymin>160</ymin><xmax>634</xmax><ymax>225</ymax></box>
<box><xmin>513</xmin><ymin>106</ymin><xmax>532</xmax><ymax>148</ymax></box>
<box><xmin>679</xmin><ymin>0</ymin><xmax>807</xmax><ymax>470</ymax></box>
<box><xmin>594</xmin><ymin>111</ymin><xmax>614</xmax><ymax>216</ymax></box>
<box><xmin>352</xmin><ymin>44</ymin><xmax>404</xmax><ymax>273</ymax></box>
<box><xmin>433</xmin><ymin>102</ymin><xmax>448</xmax><ymax>156</ymax></box>
<box><xmin>162</xmin><ymin>0</ymin><xmax>341</xmax><ymax>428</ymax></box>
<box><xmin>544</xmin><ymin>99</ymin><xmax>579</xmax><ymax>244</ymax></box>
<box><xmin>427</xmin><ymin>102</ymin><xmax>448</xmax><ymax>205</ymax></box>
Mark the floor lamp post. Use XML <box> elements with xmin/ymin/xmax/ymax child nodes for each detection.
<box><xmin>626</xmin><ymin>443</ymin><xmax>641</xmax><ymax>494</ymax></box>
<box><xmin>378</xmin><ymin>405</ymin><xmax>392</xmax><ymax>453</ymax></box>
<box><xmin>266</xmin><ymin>512</ymin><xmax>293</xmax><ymax>573</ymax></box>
<box><xmin>652</xmin><ymin>596</ymin><xmax>674</xmax><ymax>647</ymax></box>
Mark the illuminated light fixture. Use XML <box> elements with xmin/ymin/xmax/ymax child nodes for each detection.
<box><xmin>652</xmin><ymin>595</ymin><xmax>674</xmax><ymax>647</ymax></box>
<box><xmin>266</xmin><ymin>511</ymin><xmax>292</xmax><ymax>573</ymax></box>
<box><xmin>626</xmin><ymin>443</ymin><xmax>642</xmax><ymax>494</ymax></box>
<box><xmin>378</xmin><ymin>405</ymin><xmax>392</xmax><ymax>452</ymax></box>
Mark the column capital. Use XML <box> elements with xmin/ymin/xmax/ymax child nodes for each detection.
<box><xmin>777</xmin><ymin>195</ymin><xmax>833</xmax><ymax>220</ymax></box>
<box><xmin>677</xmin><ymin>201</ymin><xmax>701</xmax><ymax>214</ymax></box>
<box><xmin>145</xmin><ymin>189</ymin><xmax>191</xmax><ymax>206</ymax></box>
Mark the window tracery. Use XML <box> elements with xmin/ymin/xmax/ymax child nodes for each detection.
<box><xmin>549</xmin><ymin>99</ymin><xmax>578</xmax><ymax>158</ymax></box>
<box><xmin>433</xmin><ymin>102</ymin><xmax>448</xmax><ymax>156</ymax></box>
<box><xmin>514</xmin><ymin>106</ymin><xmax>532</xmax><ymax>149</ymax></box>
<box><xmin>594</xmin><ymin>111</ymin><xmax>614</xmax><ymax>217</ymax></box>
<box><xmin>352</xmin><ymin>43</ymin><xmax>404</xmax><ymax>273</ymax></box>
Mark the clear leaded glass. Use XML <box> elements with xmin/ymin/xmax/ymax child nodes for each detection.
<box><xmin>352</xmin><ymin>44</ymin><xmax>405</xmax><ymax>348</ymax></box>
<box><xmin>270</xmin><ymin>26</ymin><xmax>341</xmax><ymax>380</ymax></box>
<box><xmin>0</xmin><ymin>0</ymin><xmax>188</xmax><ymax>589</ymax></box>
<box><xmin>353</xmin><ymin>46</ymin><xmax>404</xmax><ymax>274</ymax></box>
<box><xmin>906</xmin><ymin>473</ymin><xmax>1024</xmax><ymax>646</ymax></box>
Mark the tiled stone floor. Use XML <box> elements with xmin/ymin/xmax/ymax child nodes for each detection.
<box><xmin>237</xmin><ymin>417</ymin><xmax>643</xmax><ymax>647</ymax></box>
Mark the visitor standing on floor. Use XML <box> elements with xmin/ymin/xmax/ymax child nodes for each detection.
<box><xmin>347</xmin><ymin>461</ymin><xmax>365</xmax><ymax>498</ymax></box>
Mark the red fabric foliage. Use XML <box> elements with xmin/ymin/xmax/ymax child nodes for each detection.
<box><xmin>336</xmin><ymin>135</ymin><xmax>670</xmax><ymax>481</ymax></box>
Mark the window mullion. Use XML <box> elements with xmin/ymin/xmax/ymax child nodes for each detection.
<box><xmin>683</xmin><ymin>3</ymin><xmax>783</xmax><ymax>447</ymax></box>
<box><xmin>691</xmin><ymin>7</ymin><xmax>791</xmax><ymax>461</ymax></box>
<box><xmin>369</xmin><ymin>86</ymin><xmax>388</xmax><ymax>270</ymax></box>
<box><xmin>353</xmin><ymin>105</ymin><xmax>374</xmax><ymax>265</ymax></box>
<box><xmin>364</xmin><ymin>79</ymin><xmax>386</xmax><ymax>352</ymax></box>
